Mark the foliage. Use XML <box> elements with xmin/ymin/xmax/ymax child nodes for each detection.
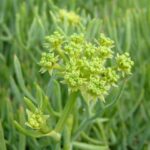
<box><xmin>0</xmin><ymin>0</ymin><xmax>150</xmax><ymax>150</ymax></box>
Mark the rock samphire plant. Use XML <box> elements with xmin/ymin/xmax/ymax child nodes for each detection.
<box><xmin>40</xmin><ymin>32</ymin><xmax>133</xmax><ymax>101</ymax></box>
<box><xmin>14</xmin><ymin>10</ymin><xmax>134</xmax><ymax>150</ymax></box>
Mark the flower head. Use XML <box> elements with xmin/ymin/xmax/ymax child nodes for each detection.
<box><xmin>39</xmin><ymin>52</ymin><xmax>58</xmax><ymax>73</ymax></box>
<box><xmin>40</xmin><ymin>32</ymin><xmax>134</xmax><ymax>101</ymax></box>
<box><xmin>99</xmin><ymin>33</ymin><xmax>114</xmax><ymax>48</ymax></box>
<box><xmin>57</xmin><ymin>9</ymin><xmax>81</xmax><ymax>26</ymax></box>
<box><xmin>44</xmin><ymin>31</ymin><xmax>64</xmax><ymax>49</ymax></box>
<box><xmin>25</xmin><ymin>109</ymin><xmax>49</xmax><ymax>131</ymax></box>
<box><xmin>116</xmin><ymin>52</ymin><xmax>134</xmax><ymax>76</ymax></box>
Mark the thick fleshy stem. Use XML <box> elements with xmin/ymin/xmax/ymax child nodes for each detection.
<box><xmin>55</xmin><ymin>91</ymin><xmax>78</xmax><ymax>133</ymax></box>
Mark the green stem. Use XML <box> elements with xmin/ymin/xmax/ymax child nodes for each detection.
<box><xmin>95</xmin><ymin>122</ymin><xmax>108</xmax><ymax>144</ymax></box>
<box><xmin>72</xmin><ymin>142</ymin><xmax>108</xmax><ymax>150</ymax></box>
<box><xmin>81</xmin><ymin>132</ymin><xmax>103</xmax><ymax>145</ymax></box>
<box><xmin>63</xmin><ymin>114</ymin><xmax>74</xmax><ymax>150</ymax></box>
<box><xmin>45</xmin><ymin>96</ymin><xmax>60</xmax><ymax>117</ymax></box>
<box><xmin>72</xmin><ymin>114</ymin><xmax>101</xmax><ymax>141</ymax></box>
<box><xmin>55</xmin><ymin>92</ymin><xmax>78</xmax><ymax>132</ymax></box>
<box><xmin>63</xmin><ymin>126</ymin><xmax>72</xmax><ymax>150</ymax></box>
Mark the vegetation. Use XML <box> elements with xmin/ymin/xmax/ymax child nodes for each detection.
<box><xmin>0</xmin><ymin>0</ymin><xmax>150</xmax><ymax>150</ymax></box>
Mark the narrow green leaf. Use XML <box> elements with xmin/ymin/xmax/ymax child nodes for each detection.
<box><xmin>14</xmin><ymin>121</ymin><xmax>44</xmax><ymax>138</ymax></box>
<box><xmin>14</xmin><ymin>121</ymin><xmax>61</xmax><ymax>141</ymax></box>
<box><xmin>104</xmin><ymin>80</ymin><xmax>126</xmax><ymax>109</ymax></box>
<box><xmin>10</xmin><ymin>76</ymin><xmax>22</xmax><ymax>102</ymax></box>
<box><xmin>0</xmin><ymin>121</ymin><xmax>7</xmax><ymax>150</ymax></box>
<box><xmin>47</xmin><ymin>78</ymin><xmax>62</xmax><ymax>112</ymax></box>
<box><xmin>35</xmin><ymin>84</ymin><xmax>43</xmax><ymax>109</ymax></box>
<box><xmin>85</xmin><ymin>19</ymin><xmax>101</xmax><ymax>40</ymax></box>
<box><xmin>81</xmin><ymin>132</ymin><xmax>104</xmax><ymax>145</ymax></box>
<box><xmin>27</xmin><ymin>16</ymin><xmax>45</xmax><ymax>48</ymax></box>
<box><xmin>18</xmin><ymin>107</ymin><xmax>26</xmax><ymax>150</ymax></box>
<box><xmin>55</xmin><ymin>92</ymin><xmax>78</xmax><ymax>132</ymax></box>
<box><xmin>52</xmin><ymin>79</ymin><xmax>62</xmax><ymax>111</ymax></box>
<box><xmin>44</xmin><ymin>96</ymin><xmax>60</xmax><ymax>117</ymax></box>
<box><xmin>24</xmin><ymin>97</ymin><xmax>36</xmax><ymax>112</ymax></box>
<box><xmin>125</xmin><ymin>10</ymin><xmax>131</xmax><ymax>52</ymax></box>
<box><xmin>14</xmin><ymin>55</ymin><xmax>35</xmax><ymax>102</ymax></box>
<box><xmin>72</xmin><ymin>142</ymin><xmax>108</xmax><ymax>150</ymax></box>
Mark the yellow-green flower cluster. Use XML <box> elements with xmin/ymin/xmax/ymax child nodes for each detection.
<box><xmin>116</xmin><ymin>52</ymin><xmax>134</xmax><ymax>76</ymax></box>
<box><xmin>40</xmin><ymin>32</ymin><xmax>134</xmax><ymax>101</ymax></box>
<box><xmin>39</xmin><ymin>52</ymin><xmax>58</xmax><ymax>73</ymax></box>
<box><xmin>99</xmin><ymin>33</ymin><xmax>114</xmax><ymax>48</ymax></box>
<box><xmin>44</xmin><ymin>31</ymin><xmax>64</xmax><ymax>49</ymax></box>
<box><xmin>57</xmin><ymin>9</ymin><xmax>81</xmax><ymax>26</ymax></box>
<box><xmin>25</xmin><ymin>109</ymin><xmax>49</xmax><ymax>131</ymax></box>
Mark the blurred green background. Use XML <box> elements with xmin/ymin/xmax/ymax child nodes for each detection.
<box><xmin>0</xmin><ymin>0</ymin><xmax>150</xmax><ymax>149</ymax></box>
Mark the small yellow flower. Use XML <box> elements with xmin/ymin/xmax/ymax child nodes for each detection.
<box><xmin>116</xmin><ymin>52</ymin><xmax>134</xmax><ymax>76</ymax></box>
<box><xmin>58</xmin><ymin>9</ymin><xmax>81</xmax><ymax>26</ymax></box>
<box><xmin>25</xmin><ymin>109</ymin><xmax>49</xmax><ymax>130</ymax></box>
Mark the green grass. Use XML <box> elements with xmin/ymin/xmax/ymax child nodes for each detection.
<box><xmin>0</xmin><ymin>0</ymin><xmax>150</xmax><ymax>149</ymax></box>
